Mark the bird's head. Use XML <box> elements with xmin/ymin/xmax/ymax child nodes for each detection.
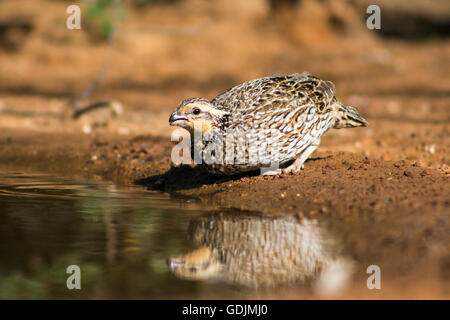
<box><xmin>169</xmin><ymin>98</ymin><xmax>226</xmax><ymax>135</ymax></box>
<box><xmin>167</xmin><ymin>246</ymin><xmax>222</xmax><ymax>281</ymax></box>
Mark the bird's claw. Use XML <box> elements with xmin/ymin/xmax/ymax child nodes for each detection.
<box><xmin>282</xmin><ymin>162</ymin><xmax>304</xmax><ymax>174</ymax></box>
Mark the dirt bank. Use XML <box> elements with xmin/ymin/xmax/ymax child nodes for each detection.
<box><xmin>0</xmin><ymin>0</ymin><xmax>449</xmax><ymax>298</ymax></box>
<box><xmin>2</xmin><ymin>128</ymin><xmax>448</xmax><ymax>219</ymax></box>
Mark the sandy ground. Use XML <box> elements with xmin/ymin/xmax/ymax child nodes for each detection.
<box><xmin>0</xmin><ymin>0</ymin><xmax>449</xmax><ymax>298</ymax></box>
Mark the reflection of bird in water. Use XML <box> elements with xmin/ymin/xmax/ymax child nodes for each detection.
<box><xmin>168</xmin><ymin>213</ymin><xmax>353</xmax><ymax>292</ymax></box>
<box><xmin>169</xmin><ymin>72</ymin><xmax>367</xmax><ymax>175</ymax></box>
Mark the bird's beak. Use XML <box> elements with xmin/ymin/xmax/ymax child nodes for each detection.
<box><xmin>169</xmin><ymin>111</ymin><xmax>188</xmax><ymax>126</ymax></box>
<box><xmin>167</xmin><ymin>256</ymin><xmax>185</xmax><ymax>270</ymax></box>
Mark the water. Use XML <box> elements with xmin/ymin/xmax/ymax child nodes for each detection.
<box><xmin>0</xmin><ymin>172</ymin><xmax>353</xmax><ymax>299</ymax></box>
<box><xmin>0</xmin><ymin>172</ymin><xmax>447</xmax><ymax>299</ymax></box>
<box><xmin>0</xmin><ymin>172</ymin><xmax>224</xmax><ymax>299</ymax></box>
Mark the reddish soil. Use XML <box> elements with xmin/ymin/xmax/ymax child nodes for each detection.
<box><xmin>0</xmin><ymin>0</ymin><xmax>449</xmax><ymax>298</ymax></box>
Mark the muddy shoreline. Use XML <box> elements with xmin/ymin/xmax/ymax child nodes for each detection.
<box><xmin>2</xmin><ymin>129</ymin><xmax>448</xmax><ymax>219</ymax></box>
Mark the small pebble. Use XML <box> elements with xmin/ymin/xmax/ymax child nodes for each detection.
<box><xmin>118</xmin><ymin>127</ymin><xmax>130</xmax><ymax>135</ymax></box>
<box><xmin>425</xmin><ymin>144</ymin><xmax>435</xmax><ymax>154</ymax></box>
<box><xmin>82</xmin><ymin>124</ymin><xmax>92</xmax><ymax>134</ymax></box>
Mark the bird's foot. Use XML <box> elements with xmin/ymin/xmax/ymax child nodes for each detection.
<box><xmin>282</xmin><ymin>159</ymin><xmax>305</xmax><ymax>174</ymax></box>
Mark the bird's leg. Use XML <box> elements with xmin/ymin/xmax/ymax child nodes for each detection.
<box><xmin>282</xmin><ymin>139</ymin><xmax>320</xmax><ymax>174</ymax></box>
<box><xmin>281</xmin><ymin>158</ymin><xmax>305</xmax><ymax>174</ymax></box>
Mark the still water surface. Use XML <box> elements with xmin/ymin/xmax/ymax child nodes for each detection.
<box><xmin>0</xmin><ymin>172</ymin><xmax>354</xmax><ymax>299</ymax></box>
<box><xmin>0</xmin><ymin>172</ymin><xmax>235</xmax><ymax>299</ymax></box>
<box><xmin>1</xmin><ymin>172</ymin><xmax>444</xmax><ymax>299</ymax></box>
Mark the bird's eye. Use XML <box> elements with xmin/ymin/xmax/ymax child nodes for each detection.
<box><xmin>192</xmin><ymin>108</ymin><xmax>201</xmax><ymax>115</ymax></box>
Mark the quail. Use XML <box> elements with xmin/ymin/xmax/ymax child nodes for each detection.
<box><xmin>168</xmin><ymin>214</ymin><xmax>352</xmax><ymax>289</ymax></box>
<box><xmin>169</xmin><ymin>72</ymin><xmax>367</xmax><ymax>175</ymax></box>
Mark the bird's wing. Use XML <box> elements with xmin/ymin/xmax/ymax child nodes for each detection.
<box><xmin>212</xmin><ymin>72</ymin><xmax>336</xmax><ymax>114</ymax></box>
<box><xmin>223</xmin><ymin>73</ymin><xmax>337</xmax><ymax>156</ymax></box>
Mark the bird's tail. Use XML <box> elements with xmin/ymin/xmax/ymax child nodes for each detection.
<box><xmin>333</xmin><ymin>103</ymin><xmax>368</xmax><ymax>129</ymax></box>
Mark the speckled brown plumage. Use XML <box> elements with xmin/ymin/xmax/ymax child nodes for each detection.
<box><xmin>168</xmin><ymin>213</ymin><xmax>351</xmax><ymax>289</ymax></box>
<box><xmin>169</xmin><ymin>72</ymin><xmax>367</xmax><ymax>175</ymax></box>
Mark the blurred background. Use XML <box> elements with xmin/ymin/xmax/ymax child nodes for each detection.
<box><xmin>0</xmin><ymin>0</ymin><xmax>448</xmax><ymax>169</ymax></box>
<box><xmin>0</xmin><ymin>0</ymin><xmax>449</xmax><ymax>300</ymax></box>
